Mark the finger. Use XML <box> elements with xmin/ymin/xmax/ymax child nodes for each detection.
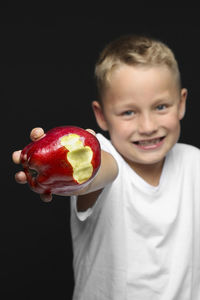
<box><xmin>40</xmin><ymin>193</ymin><xmax>52</xmax><ymax>203</ymax></box>
<box><xmin>12</xmin><ymin>150</ymin><xmax>22</xmax><ymax>164</ymax></box>
<box><xmin>14</xmin><ymin>171</ymin><xmax>27</xmax><ymax>184</ymax></box>
<box><xmin>30</xmin><ymin>127</ymin><xmax>46</xmax><ymax>141</ymax></box>
<box><xmin>86</xmin><ymin>128</ymin><xmax>96</xmax><ymax>136</ymax></box>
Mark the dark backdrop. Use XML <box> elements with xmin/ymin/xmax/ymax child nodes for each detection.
<box><xmin>1</xmin><ymin>8</ymin><xmax>200</xmax><ymax>300</ymax></box>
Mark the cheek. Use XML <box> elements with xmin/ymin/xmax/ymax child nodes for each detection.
<box><xmin>111</xmin><ymin>121</ymin><xmax>134</xmax><ymax>138</ymax></box>
<box><xmin>161</xmin><ymin>115</ymin><xmax>181</xmax><ymax>143</ymax></box>
<box><xmin>161</xmin><ymin>112</ymin><xmax>180</xmax><ymax>131</ymax></box>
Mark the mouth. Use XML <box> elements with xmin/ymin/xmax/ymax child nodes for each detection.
<box><xmin>133</xmin><ymin>136</ymin><xmax>165</xmax><ymax>150</ymax></box>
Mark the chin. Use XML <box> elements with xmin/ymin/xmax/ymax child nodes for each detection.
<box><xmin>134</xmin><ymin>152</ymin><xmax>167</xmax><ymax>167</ymax></box>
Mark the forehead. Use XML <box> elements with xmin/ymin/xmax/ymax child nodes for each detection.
<box><xmin>103</xmin><ymin>64</ymin><xmax>180</xmax><ymax>104</ymax></box>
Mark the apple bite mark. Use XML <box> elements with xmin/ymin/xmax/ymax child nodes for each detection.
<box><xmin>60</xmin><ymin>134</ymin><xmax>93</xmax><ymax>184</ymax></box>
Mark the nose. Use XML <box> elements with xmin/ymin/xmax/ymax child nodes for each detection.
<box><xmin>138</xmin><ymin>112</ymin><xmax>158</xmax><ymax>136</ymax></box>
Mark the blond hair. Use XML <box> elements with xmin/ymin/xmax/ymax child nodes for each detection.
<box><xmin>95</xmin><ymin>35</ymin><xmax>181</xmax><ymax>99</ymax></box>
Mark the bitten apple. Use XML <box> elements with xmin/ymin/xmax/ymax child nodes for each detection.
<box><xmin>20</xmin><ymin>126</ymin><xmax>101</xmax><ymax>195</ymax></box>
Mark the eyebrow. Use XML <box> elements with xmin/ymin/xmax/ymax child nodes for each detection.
<box><xmin>153</xmin><ymin>97</ymin><xmax>173</xmax><ymax>105</ymax></box>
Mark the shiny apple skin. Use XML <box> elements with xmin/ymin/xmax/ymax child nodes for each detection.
<box><xmin>20</xmin><ymin>126</ymin><xmax>101</xmax><ymax>195</ymax></box>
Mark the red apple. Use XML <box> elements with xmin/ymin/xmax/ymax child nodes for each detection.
<box><xmin>20</xmin><ymin>126</ymin><xmax>101</xmax><ymax>195</ymax></box>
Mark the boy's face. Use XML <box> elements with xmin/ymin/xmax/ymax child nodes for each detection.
<box><xmin>93</xmin><ymin>65</ymin><xmax>187</xmax><ymax>172</ymax></box>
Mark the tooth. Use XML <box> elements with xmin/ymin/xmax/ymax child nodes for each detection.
<box><xmin>139</xmin><ymin>138</ymin><xmax>160</xmax><ymax>146</ymax></box>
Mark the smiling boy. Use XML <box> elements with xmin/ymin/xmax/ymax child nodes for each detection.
<box><xmin>92</xmin><ymin>63</ymin><xmax>187</xmax><ymax>186</ymax></box>
<box><xmin>13</xmin><ymin>35</ymin><xmax>200</xmax><ymax>299</ymax></box>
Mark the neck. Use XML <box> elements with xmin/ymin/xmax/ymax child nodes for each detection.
<box><xmin>127</xmin><ymin>159</ymin><xmax>165</xmax><ymax>186</ymax></box>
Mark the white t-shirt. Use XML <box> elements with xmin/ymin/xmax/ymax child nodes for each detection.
<box><xmin>70</xmin><ymin>134</ymin><xmax>200</xmax><ymax>300</ymax></box>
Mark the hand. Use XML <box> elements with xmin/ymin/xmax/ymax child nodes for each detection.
<box><xmin>12</xmin><ymin>127</ymin><xmax>52</xmax><ymax>202</ymax></box>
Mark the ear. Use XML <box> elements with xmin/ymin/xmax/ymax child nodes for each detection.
<box><xmin>178</xmin><ymin>88</ymin><xmax>188</xmax><ymax>120</ymax></box>
<box><xmin>92</xmin><ymin>101</ymin><xmax>109</xmax><ymax>131</ymax></box>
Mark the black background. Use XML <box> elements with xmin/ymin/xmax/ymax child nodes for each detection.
<box><xmin>1</xmin><ymin>7</ymin><xmax>200</xmax><ymax>300</ymax></box>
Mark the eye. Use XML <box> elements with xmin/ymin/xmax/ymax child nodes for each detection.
<box><xmin>156</xmin><ymin>104</ymin><xmax>167</xmax><ymax>111</ymax></box>
<box><xmin>122</xmin><ymin>110</ymin><xmax>135</xmax><ymax>116</ymax></box>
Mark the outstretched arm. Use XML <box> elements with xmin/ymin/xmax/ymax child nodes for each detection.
<box><xmin>12</xmin><ymin>127</ymin><xmax>118</xmax><ymax>203</ymax></box>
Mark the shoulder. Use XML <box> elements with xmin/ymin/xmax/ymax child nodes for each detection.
<box><xmin>171</xmin><ymin>143</ymin><xmax>200</xmax><ymax>168</ymax></box>
<box><xmin>96</xmin><ymin>133</ymin><xmax>123</xmax><ymax>163</ymax></box>
<box><xmin>96</xmin><ymin>133</ymin><xmax>114</xmax><ymax>151</ymax></box>
<box><xmin>174</xmin><ymin>143</ymin><xmax>200</xmax><ymax>158</ymax></box>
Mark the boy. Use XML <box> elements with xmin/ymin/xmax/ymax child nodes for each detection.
<box><xmin>13</xmin><ymin>35</ymin><xmax>200</xmax><ymax>299</ymax></box>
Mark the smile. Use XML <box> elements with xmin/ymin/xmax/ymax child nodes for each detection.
<box><xmin>133</xmin><ymin>136</ymin><xmax>165</xmax><ymax>150</ymax></box>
